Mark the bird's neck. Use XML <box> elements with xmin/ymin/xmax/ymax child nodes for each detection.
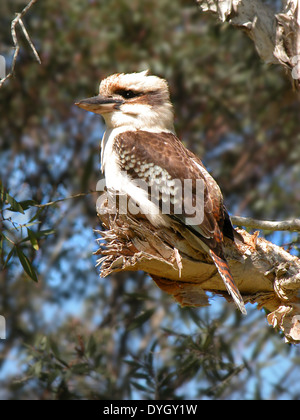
<box><xmin>102</xmin><ymin>104</ymin><xmax>175</xmax><ymax>134</ymax></box>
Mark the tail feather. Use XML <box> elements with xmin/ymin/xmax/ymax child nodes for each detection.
<box><xmin>209</xmin><ymin>250</ymin><xmax>247</xmax><ymax>315</ymax></box>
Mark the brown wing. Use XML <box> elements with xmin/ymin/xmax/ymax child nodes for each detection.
<box><xmin>113</xmin><ymin>130</ymin><xmax>229</xmax><ymax>257</ymax></box>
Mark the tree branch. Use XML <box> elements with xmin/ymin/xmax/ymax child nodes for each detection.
<box><xmin>95</xmin><ymin>197</ymin><xmax>300</xmax><ymax>344</ymax></box>
<box><xmin>197</xmin><ymin>0</ymin><xmax>300</xmax><ymax>90</ymax></box>
<box><xmin>231</xmin><ymin>216</ymin><xmax>300</xmax><ymax>232</ymax></box>
<box><xmin>0</xmin><ymin>0</ymin><xmax>41</xmax><ymax>90</ymax></box>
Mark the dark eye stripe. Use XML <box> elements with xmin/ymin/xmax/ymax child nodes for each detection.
<box><xmin>114</xmin><ymin>89</ymin><xmax>142</xmax><ymax>99</ymax></box>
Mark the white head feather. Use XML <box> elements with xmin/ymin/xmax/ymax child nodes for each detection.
<box><xmin>99</xmin><ymin>70</ymin><xmax>175</xmax><ymax>133</ymax></box>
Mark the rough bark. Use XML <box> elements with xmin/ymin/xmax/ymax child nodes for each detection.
<box><xmin>231</xmin><ymin>216</ymin><xmax>300</xmax><ymax>232</ymax></box>
<box><xmin>95</xmin><ymin>197</ymin><xmax>300</xmax><ymax>344</ymax></box>
<box><xmin>197</xmin><ymin>0</ymin><xmax>300</xmax><ymax>90</ymax></box>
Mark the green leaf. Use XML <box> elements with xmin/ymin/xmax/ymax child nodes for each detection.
<box><xmin>49</xmin><ymin>338</ymin><xmax>60</xmax><ymax>359</ymax></box>
<box><xmin>6</xmin><ymin>195</ymin><xmax>25</xmax><ymax>214</ymax></box>
<box><xmin>33</xmin><ymin>360</ymin><xmax>43</xmax><ymax>377</ymax></box>
<box><xmin>16</xmin><ymin>247</ymin><xmax>38</xmax><ymax>283</ymax></box>
<box><xmin>38</xmin><ymin>335</ymin><xmax>49</xmax><ymax>352</ymax></box>
<box><xmin>127</xmin><ymin>308</ymin><xmax>156</xmax><ymax>331</ymax></box>
<box><xmin>124</xmin><ymin>359</ymin><xmax>142</xmax><ymax>369</ymax></box>
<box><xmin>86</xmin><ymin>335</ymin><xmax>97</xmax><ymax>358</ymax></box>
<box><xmin>18</xmin><ymin>200</ymin><xmax>37</xmax><ymax>211</ymax></box>
<box><xmin>28</xmin><ymin>208</ymin><xmax>43</xmax><ymax>224</ymax></box>
<box><xmin>70</xmin><ymin>363</ymin><xmax>89</xmax><ymax>374</ymax></box>
<box><xmin>0</xmin><ymin>181</ymin><xmax>36</xmax><ymax>214</ymax></box>
<box><xmin>48</xmin><ymin>338</ymin><xmax>69</xmax><ymax>368</ymax></box>
<box><xmin>21</xmin><ymin>229</ymin><xmax>55</xmax><ymax>245</ymax></box>
<box><xmin>130</xmin><ymin>380</ymin><xmax>148</xmax><ymax>392</ymax></box>
<box><xmin>35</xmin><ymin>229</ymin><xmax>55</xmax><ymax>238</ymax></box>
<box><xmin>3</xmin><ymin>246</ymin><xmax>15</xmax><ymax>268</ymax></box>
<box><xmin>0</xmin><ymin>180</ymin><xmax>6</xmax><ymax>203</ymax></box>
<box><xmin>27</xmin><ymin>228</ymin><xmax>39</xmax><ymax>251</ymax></box>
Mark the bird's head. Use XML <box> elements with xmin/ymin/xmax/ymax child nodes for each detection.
<box><xmin>75</xmin><ymin>70</ymin><xmax>174</xmax><ymax>132</ymax></box>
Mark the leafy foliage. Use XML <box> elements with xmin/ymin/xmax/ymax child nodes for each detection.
<box><xmin>0</xmin><ymin>0</ymin><xmax>299</xmax><ymax>400</ymax></box>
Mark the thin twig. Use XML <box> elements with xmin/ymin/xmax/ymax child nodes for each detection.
<box><xmin>18</xmin><ymin>18</ymin><xmax>41</xmax><ymax>65</ymax></box>
<box><xmin>0</xmin><ymin>0</ymin><xmax>41</xmax><ymax>89</ymax></box>
<box><xmin>33</xmin><ymin>191</ymin><xmax>98</xmax><ymax>209</ymax></box>
<box><xmin>231</xmin><ymin>216</ymin><xmax>300</xmax><ymax>232</ymax></box>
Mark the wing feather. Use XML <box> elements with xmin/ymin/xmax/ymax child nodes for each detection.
<box><xmin>113</xmin><ymin>130</ymin><xmax>223</xmax><ymax>246</ymax></box>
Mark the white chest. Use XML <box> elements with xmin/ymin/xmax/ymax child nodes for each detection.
<box><xmin>101</xmin><ymin>128</ymin><xmax>128</xmax><ymax>191</ymax></box>
<box><xmin>101</xmin><ymin>129</ymin><xmax>169</xmax><ymax>228</ymax></box>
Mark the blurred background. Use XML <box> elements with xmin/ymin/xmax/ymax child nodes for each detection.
<box><xmin>0</xmin><ymin>0</ymin><xmax>299</xmax><ymax>400</ymax></box>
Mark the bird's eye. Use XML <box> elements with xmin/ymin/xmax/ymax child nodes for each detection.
<box><xmin>114</xmin><ymin>89</ymin><xmax>140</xmax><ymax>99</ymax></box>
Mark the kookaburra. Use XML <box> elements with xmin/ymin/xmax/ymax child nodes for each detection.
<box><xmin>76</xmin><ymin>70</ymin><xmax>247</xmax><ymax>315</ymax></box>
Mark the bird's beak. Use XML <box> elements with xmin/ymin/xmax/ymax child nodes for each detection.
<box><xmin>75</xmin><ymin>95</ymin><xmax>124</xmax><ymax>114</ymax></box>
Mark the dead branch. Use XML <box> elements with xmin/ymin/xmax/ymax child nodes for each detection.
<box><xmin>0</xmin><ymin>0</ymin><xmax>41</xmax><ymax>90</ymax></box>
<box><xmin>197</xmin><ymin>0</ymin><xmax>300</xmax><ymax>90</ymax></box>
<box><xmin>231</xmin><ymin>216</ymin><xmax>300</xmax><ymax>232</ymax></box>
<box><xmin>95</xmin><ymin>197</ymin><xmax>300</xmax><ymax>344</ymax></box>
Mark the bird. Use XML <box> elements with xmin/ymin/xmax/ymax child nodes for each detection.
<box><xmin>75</xmin><ymin>70</ymin><xmax>247</xmax><ymax>315</ymax></box>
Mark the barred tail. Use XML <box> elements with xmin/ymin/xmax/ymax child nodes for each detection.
<box><xmin>209</xmin><ymin>250</ymin><xmax>247</xmax><ymax>315</ymax></box>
